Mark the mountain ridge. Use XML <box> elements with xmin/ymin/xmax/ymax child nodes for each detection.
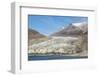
<box><xmin>51</xmin><ymin>22</ymin><xmax>88</xmax><ymax>37</ymax></box>
<box><xmin>28</xmin><ymin>28</ymin><xmax>46</xmax><ymax>40</ymax></box>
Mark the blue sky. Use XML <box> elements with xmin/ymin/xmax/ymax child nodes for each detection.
<box><xmin>28</xmin><ymin>15</ymin><xmax>88</xmax><ymax>36</ymax></box>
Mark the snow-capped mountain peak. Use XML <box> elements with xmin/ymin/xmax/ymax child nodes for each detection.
<box><xmin>72</xmin><ymin>22</ymin><xmax>87</xmax><ymax>27</ymax></box>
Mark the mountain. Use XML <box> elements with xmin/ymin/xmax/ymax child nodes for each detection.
<box><xmin>28</xmin><ymin>28</ymin><xmax>45</xmax><ymax>40</ymax></box>
<box><xmin>72</xmin><ymin>22</ymin><xmax>88</xmax><ymax>34</ymax></box>
<box><xmin>51</xmin><ymin>22</ymin><xmax>88</xmax><ymax>37</ymax></box>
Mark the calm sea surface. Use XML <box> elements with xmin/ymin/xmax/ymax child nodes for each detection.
<box><xmin>28</xmin><ymin>55</ymin><xmax>88</xmax><ymax>61</ymax></box>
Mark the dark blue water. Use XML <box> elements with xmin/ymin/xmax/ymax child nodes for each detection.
<box><xmin>28</xmin><ymin>55</ymin><xmax>88</xmax><ymax>61</ymax></box>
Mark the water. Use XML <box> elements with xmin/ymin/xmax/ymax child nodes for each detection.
<box><xmin>28</xmin><ymin>55</ymin><xmax>88</xmax><ymax>61</ymax></box>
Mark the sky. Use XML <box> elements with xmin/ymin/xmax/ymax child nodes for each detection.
<box><xmin>28</xmin><ymin>15</ymin><xmax>88</xmax><ymax>36</ymax></box>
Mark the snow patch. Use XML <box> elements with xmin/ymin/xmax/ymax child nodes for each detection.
<box><xmin>72</xmin><ymin>22</ymin><xmax>87</xmax><ymax>27</ymax></box>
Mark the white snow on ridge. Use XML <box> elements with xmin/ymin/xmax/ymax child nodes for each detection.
<box><xmin>72</xmin><ymin>22</ymin><xmax>87</xmax><ymax>27</ymax></box>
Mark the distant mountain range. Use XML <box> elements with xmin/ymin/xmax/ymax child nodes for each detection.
<box><xmin>28</xmin><ymin>22</ymin><xmax>88</xmax><ymax>40</ymax></box>
<box><xmin>51</xmin><ymin>22</ymin><xmax>88</xmax><ymax>37</ymax></box>
<box><xmin>28</xmin><ymin>28</ymin><xmax>45</xmax><ymax>40</ymax></box>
